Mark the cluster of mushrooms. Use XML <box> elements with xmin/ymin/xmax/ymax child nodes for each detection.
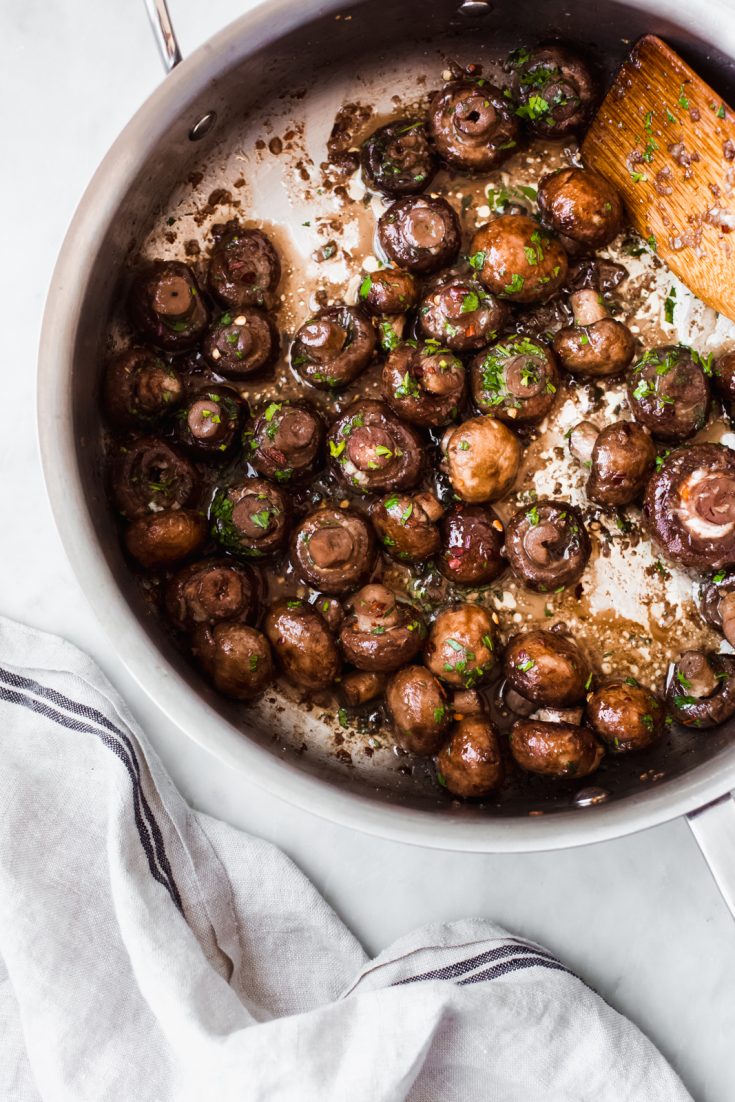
<box><xmin>103</xmin><ymin>43</ymin><xmax>735</xmax><ymax>801</ymax></box>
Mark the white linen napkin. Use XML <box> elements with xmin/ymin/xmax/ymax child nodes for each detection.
<box><xmin>0</xmin><ymin>614</ymin><xmax>691</xmax><ymax>1102</ymax></box>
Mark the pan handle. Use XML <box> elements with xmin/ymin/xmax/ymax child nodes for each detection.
<box><xmin>143</xmin><ymin>0</ymin><xmax>182</xmax><ymax>72</ymax></box>
<box><xmin>687</xmin><ymin>793</ymin><xmax>735</xmax><ymax>918</ymax></box>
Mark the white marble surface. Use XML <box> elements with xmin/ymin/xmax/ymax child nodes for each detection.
<box><xmin>3</xmin><ymin>1</ymin><xmax>735</xmax><ymax>1097</ymax></box>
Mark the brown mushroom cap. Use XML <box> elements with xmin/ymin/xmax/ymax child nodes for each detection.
<box><xmin>125</xmin><ymin>510</ymin><xmax>207</xmax><ymax>569</ymax></box>
<box><xmin>382</xmin><ymin>342</ymin><xmax>466</xmax><ymax>428</ymax></box>
<box><xmin>165</xmin><ymin>557</ymin><xmax>259</xmax><ymax>633</ymax></box>
<box><xmin>129</xmin><ymin>260</ymin><xmax>209</xmax><ymax>352</ymax></box>
<box><xmin>538</xmin><ymin>167</ymin><xmax>624</xmax><ymax>250</ymax></box>
<box><xmin>329</xmin><ymin>400</ymin><xmax>424</xmax><ymax>495</ymax></box>
<box><xmin>665</xmin><ymin>650</ymin><xmax>735</xmax><ymax>728</ymax></box>
<box><xmin>291</xmin><ymin>506</ymin><xmax>375</xmax><ymax>594</ymax></box>
<box><xmin>553</xmin><ymin>291</ymin><xmax>635</xmax><ymax>378</ymax></box>
<box><xmin>587</xmin><ymin>678</ymin><xmax>665</xmax><ymax>752</ymax></box>
<box><xmin>202</xmin><ymin>309</ymin><xmax>280</xmax><ymax>378</ymax></box>
<box><xmin>627</xmin><ymin>345</ymin><xmax>711</xmax><ymax>442</ymax></box>
<box><xmin>510</xmin><ymin>719</ymin><xmax>604</xmax><ymax>777</ymax></box>
<box><xmin>174</xmin><ymin>387</ymin><xmax>244</xmax><ymax>458</ymax></box>
<box><xmin>207</xmin><ymin>227</ymin><xmax>281</xmax><ymax>310</ymax></box>
<box><xmin>586</xmin><ymin>420</ymin><xmax>656</xmax><ymax>507</ymax></box>
<box><xmin>509</xmin><ymin>44</ymin><xmax>597</xmax><ymax>139</ymax></box>
<box><xmin>111</xmin><ymin>437</ymin><xmax>199</xmax><ymax>520</ymax></box>
<box><xmin>699</xmin><ymin>569</ymin><xmax>735</xmax><ymax>648</ymax></box>
<box><xmin>435</xmin><ymin>716</ymin><xmax>504</xmax><ymax>797</ymax></box>
<box><xmin>386</xmin><ymin>665</ymin><xmax>451</xmax><ymax>754</ymax></box>
<box><xmin>470</xmin><ymin>215</ymin><xmax>568</xmax><ymax>304</ymax></box>
<box><xmin>359</xmin><ymin>268</ymin><xmax>420</xmax><ymax>316</ymax></box>
<box><xmin>339</xmin><ymin>584</ymin><xmax>425</xmax><ymax>672</ymax></box>
<box><xmin>291</xmin><ymin>305</ymin><xmax>376</xmax><ymax>391</ymax></box>
<box><xmin>503</xmin><ymin>629</ymin><xmax>589</xmax><ymax>707</ymax></box>
<box><xmin>443</xmin><ymin>416</ymin><xmax>522</xmax><ymax>503</ymax></box>
<box><xmin>360</xmin><ymin>118</ymin><xmax>438</xmax><ymax>196</ymax></box>
<box><xmin>103</xmin><ymin>347</ymin><xmax>183</xmax><ymax>430</ymax></box>
<box><xmin>505</xmin><ymin>500</ymin><xmax>590</xmax><ymax>591</ymax></box>
<box><xmin>471</xmin><ymin>334</ymin><xmax>559</xmax><ymax>424</ymax></box>
<box><xmin>192</xmin><ymin>622</ymin><xmax>274</xmax><ymax>700</ymax></box>
<box><xmin>370</xmin><ymin>492</ymin><xmax>442</xmax><ymax>563</ymax></box>
<box><xmin>264</xmin><ymin>600</ymin><xmax>342</xmax><ymax>692</ymax></box>
<box><xmin>429</xmin><ymin>80</ymin><xmax>521</xmax><ymax>174</ymax></box>
<box><xmin>419</xmin><ymin>276</ymin><xmax>508</xmax><ymax>353</ymax></box>
<box><xmin>713</xmin><ymin>350</ymin><xmax>735</xmax><ymax>417</ymax></box>
<box><xmin>249</xmin><ymin>400</ymin><xmax>325</xmax><ymax>485</ymax></box>
<box><xmin>210</xmin><ymin>478</ymin><xmax>290</xmax><ymax>559</ymax></box>
<box><xmin>378</xmin><ymin>195</ymin><xmax>461</xmax><ymax>274</ymax></box>
<box><xmin>424</xmin><ymin>604</ymin><xmax>497</xmax><ymax>688</ymax></box>
<box><xmin>438</xmin><ymin>505</ymin><xmax>506</xmax><ymax>586</ymax></box>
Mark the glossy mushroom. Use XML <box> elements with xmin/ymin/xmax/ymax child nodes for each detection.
<box><xmin>370</xmin><ymin>491</ymin><xmax>443</xmax><ymax>563</ymax></box>
<box><xmin>173</xmin><ymin>386</ymin><xmax>245</xmax><ymax>458</ymax></box>
<box><xmin>665</xmin><ymin>650</ymin><xmax>735</xmax><ymax>728</ymax></box>
<box><xmin>207</xmin><ymin>226</ymin><xmax>281</xmax><ymax>310</ymax></box>
<box><xmin>587</xmin><ymin>678</ymin><xmax>666</xmax><ymax>752</ymax></box>
<box><xmin>712</xmin><ymin>349</ymin><xmax>735</xmax><ymax>419</ymax></box>
<box><xmin>129</xmin><ymin>260</ymin><xmax>209</xmax><ymax>352</ymax></box>
<box><xmin>699</xmin><ymin>569</ymin><xmax>735</xmax><ymax>649</ymax></box>
<box><xmin>360</xmin><ymin>118</ymin><xmax>438</xmax><ymax>196</ymax></box>
<box><xmin>503</xmin><ymin>629</ymin><xmax>589</xmax><ymax>707</ymax></box>
<box><xmin>124</xmin><ymin>510</ymin><xmax>206</xmax><ymax>570</ymax></box>
<box><xmin>165</xmin><ymin>558</ymin><xmax>260</xmax><ymax>633</ymax></box>
<box><xmin>510</xmin><ymin>719</ymin><xmax>604</xmax><ymax>777</ymax></box>
<box><xmin>385</xmin><ymin>665</ymin><xmax>451</xmax><ymax>753</ymax></box>
<box><xmin>378</xmin><ymin>196</ymin><xmax>461</xmax><ymax>274</ymax></box>
<box><xmin>428</xmin><ymin>79</ymin><xmax>520</xmax><ymax>173</ymax></box>
<box><xmin>509</xmin><ymin>43</ymin><xmax>597</xmax><ymax>138</ymax></box>
<box><xmin>264</xmin><ymin>599</ymin><xmax>342</xmax><ymax>692</ymax></box>
<box><xmin>210</xmin><ymin>478</ymin><xmax>290</xmax><ymax>559</ymax></box>
<box><xmin>438</xmin><ymin>505</ymin><xmax>506</xmax><ymax>587</ymax></box>
<box><xmin>103</xmin><ymin>347</ymin><xmax>183</xmax><ymax>430</ymax></box>
<box><xmin>291</xmin><ymin>304</ymin><xmax>376</xmax><ymax>390</ymax></box>
<box><xmin>418</xmin><ymin>276</ymin><xmax>507</xmax><ymax>353</ymax></box>
<box><xmin>192</xmin><ymin>622</ymin><xmax>274</xmax><ymax>700</ymax></box>
<box><xmin>290</xmin><ymin>506</ymin><xmax>375</xmax><ymax>594</ymax></box>
<box><xmin>339</xmin><ymin>584</ymin><xmax>425</xmax><ymax>672</ymax></box>
<box><xmin>553</xmin><ymin>290</ymin><xmax>635</xmax><ymax>378</ymax></box>
<box><xmin>382</xmin><ymin>341</ymin><xmax>466</xmax><ymax>428</ymax></box>
<box><xmin>442</xmin><ymin>416</ymin><xmax>522</xmax><ymax>503</ymax></box>
<box><xmin>111</xmin><ymin>437</ymin><xmax>199</xmax><ymax>520</ymax></box>
<box><xmin>505</xmin><ymin>500</ymin><xmax>590</xmax><ymax>591</ymax></box>
<box><xmin>537</xmin><ymin>167</ymin><xmax>625</xmax><ymax>251</ymax></box>
<box><xmin>358</xmin><ymin>268</ymin><xmax>420</xmax><ymax>316</ymax></box>
<box><xmin>247</xmin><ymin>400</ymin><xmax>325</xmax><ymax>484</ymax></box>
<box><xmin>627</xmin><ymin>345</ymin><xmax>711</xmax><ymax>442</ymax></box>
<box><xmin>341</xmin><ymin>671</ymin><xmax>386</xmax><ymax>707</ymax></box>
<box><xmin>424</xmin><ymin>604</ymin><xmax>496</xmax><ymax>689</ymax></box>
<box><xmin>202</xmin><ymin>309</ymin><xmax>280</xmax><ymax>378</ymax></box>
<box><xmin>435</xmin><ymin>716</ymin><xmax>504</xmax><ymax>798</ymax></box>
<box><xmin>573</xmin><ymin>420</ymin><xmax>656</xmax><ymax>507</ymax></box>
<box><xmin>471</xmin><ymin>334</ymin><xmax>559</xmax><ymax>424</ymax></box>
<box><xmin>643</xmin><ymin>444</ymin><xmax>735</xmax><ymax>569</ymax></box>
<box><xmin>328</xmin><ymin>400</ymin><xmax>423</xmax><ymax>494</ymax></box>
<box><xmin>469</xmin><ymin>214</ymin><xmax>568</xmax><ymax>304</ymax></box>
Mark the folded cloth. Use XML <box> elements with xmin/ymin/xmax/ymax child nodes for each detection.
<box><xmin>0</xmin><ymin>614</ymin><xmax>691</xmax><ymax>1102</ymax></box>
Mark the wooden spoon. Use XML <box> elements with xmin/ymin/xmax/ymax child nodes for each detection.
<box><xmin>582</xmin><ymin>34</ymin><xmax>735</xmax><ymax>321</ymax></box>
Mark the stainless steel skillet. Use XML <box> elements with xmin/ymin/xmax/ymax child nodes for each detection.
<box><xmin>37</xmin><ymin>0</ymin><xmax>735</xmax><ymax>915</ymax></box>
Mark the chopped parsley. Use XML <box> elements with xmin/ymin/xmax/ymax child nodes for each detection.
<box><xmin>358</xmin><ymin>274</ymin><xmax>372</xmax><ymax>299</ymax></box>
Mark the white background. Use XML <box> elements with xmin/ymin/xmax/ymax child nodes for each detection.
<box><xmin>3</xmin><ymin>1</ymin><xmax>735</xmax><ymax>1097</ymax></box>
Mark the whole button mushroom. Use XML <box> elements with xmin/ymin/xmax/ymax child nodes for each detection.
<box><xmin>587</xmin><ymin>678</ymin><xmax>666</xmax><ymax>752</ymax></box>
<box><xmin>103</xmin><ymin>347</ymin><xmax>183</xmax><ymax>430</ymax></box>
<box><xmin>435</xmin><ymin>716</ymin><xmax>505</xmax><ymax>798</ymax></box>
<box><xmin>428</xmin><ymin>79</ymin><xmax>520</xmax><ymax>173</ymax></box>
<box><xmin>509</xmin><ymin>719</ymin><xmax>604</xmax><ymax>778</ymax></box>
<box><xmin>165</xmin><ymin>557</ymin><xmax>260</xmax><ymax>633</ymax></box>
<box><xmin>424</xmin><ymin>604</ymin><xmax>497</xmax><ymax>689</ymax></box>
<box><xmin>124</xmin><ymin>510</ymin><xmax>207</xmax><ymax>570</ymax></box>
<box><xmin>699</xmin><ymin>569</ymin><xmax>735</xmax><ymax>648</ymax></box>
<box><xmin>111</xmin><ymin>437</ymin><xmax>199</xmax><ymax>520</ymax></box>
<box><xmin>508</xmin><ymin>43</ymin><xmax>597</xmax><ymax>138</ymax></box>
<box><xmin>569</xmin><ymin>420</ymin><xmax>656</xmax><ymax>507</ymax></box>
<box><xmin>553</xmin><ymin>290</ymin><xmax>635</xmax><ymax>378</ymax></box>
<box><xmin>328</xmin><ymin>400</ymin><xmax>423</xmax><ymax>495</ymax></box>
<box><xmin>644</xmin><ymin>444</ymin><xmax>735</xmax><ymax>569</ymax></box>
<box><xmin>665</xmin><ymin>650</ymin><xmax>735</xmax><ymax>728</ymax></box>
<box><xmin>358</xmin><ymin>268</ymin><xmax>420</xmax><ymax>316</ymax></box>
<box><xmin>339</xmin><ymin>584</ymin><xmax>426</xmax><ymax>672</ymax></box>
<box><xmin>385</xmin><ymin>665</ymin><xmax>451</xmax><ymax>754</ymax></box>
<box><xmin>207</xmin><ymin>226</ymin><xmax>281</xmax><ymax>311</ymax></box>
<box><xmin>210</xmin><ymin>478</ymin><xmax>290</xmax><ymax>559</ymax></box>
<box><xmin>382</xmin><ymin>341</ymin><xmax>466</xmax><ymax>428</ymax></box>
<box><xmin>370</xmin><ymin>491</ymin><xmax>443</xmax><ymax>563</ymax></box>
<box><xmin>505</xmin><ymin>500</ymin><xmax>591</xmax><ymax>591</ymax></box>
<box><xmin>627</xmin><ymin>345</ymin><xmax>711</xmax><ymax>442</ymax></box>
<box><xmin>443</xmin><ymin>416</ymin><xmax>522</xmax><ymax>503</ymax></box>
<box><xmin>291</xmin><ymin>507</ymin><xmax>375</xmax><ymax>595</ymax></box>
<box><xmin>712</xmin><ymin>349</ymin><xmax>735</xmax><ymax>419</ymax></box>
<box><xmin>173</xmin><ymin>386</ymin><xmax>245</xmax><ymax>459</ymax></box>
<box><xmin>438</xmin><ymin>505</ymin><xmax>506</xmax><ymax>587</ymax></box>
<box><xmin>192</xmin><ymin>622</ymin><xmax>274</xmax><ymax>700</ymax></box>
<box><xmin>264</xmin><ymin>599</ymin><xmax>342</xmax><ymax>692</ymax></box>
<box><xmin>471</xmin><ymin>334</ymin><xmax>559</xmax><ymax>425</ymax></box>
<box><xmin>202</xmin><ymin>309</ymin><xmax>280</xmax><ymax>378</ymax></box>
<box><xmin>537</xmin><ymin>167</ymin><xmax>625</xmax><ymax>251</ymax></box>
<box><xmin>247</xmin><ymin>400</ymin><xmax>325</xmax><ymax>485</ymax></box>
<box><xmin>469</xmin><ymin>214</ymin><xmax>568</xmax><ymax>304</ymax></box>
<box><xmin>503</xmin><ymin>629</ymin><xmax>590</xmax><ymax>707</ymax></box>
<box><xmin>129</xmin><ymin>260</ymin><xmax>209</xmax><ymax>352</ymax></box>
<box><xmin>360</xmin><ymin>118</ymin><xmax>438</xmax><ymax>196</ymax></box>
<box><xmin>419</xmin><ymin>276</ymin><xmax>508</xmax><ymax>353</ymax></box>
<box><xmin>378</xmin><ymin>196</ymin><xmax>461</xmax><ymax>274</ymax></box>
<box><xmin>291</xmin><ymin>304</ymin><xmax>376</xmax><ymax>391</ymax></box>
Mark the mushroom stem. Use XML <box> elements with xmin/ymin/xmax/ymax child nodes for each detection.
<box><xmin>570</xmin><ymin>289</ymin><xmax>608</xmax><ymax>327</ymax></box>
<box><xmin>677</xmin><ymin>651</ymin><xmax>719</xmax><ymax>698</ymax></box>
<box><xmin>414</xmin><ymin>491</ymin><xmax>444</xmax><ymax>523</ymax></box>
<box><xmin>535</xmin><ymin>705</ymin><xmax>584</xmax><ymax>725</ymax></box>
<box><xmin>568</xmin><ymin>420</ymin><xmax>599</xmax><ymax>465</ymax></box>
<box><xmin>720</xmin><ymin>591</ymin><xmax>735</xmax><ymax>649</ymax></box>
<box><xmin>341</xmin><ymin>671</ymin><xmax>386</xmax><ymax>706</ymax></box>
